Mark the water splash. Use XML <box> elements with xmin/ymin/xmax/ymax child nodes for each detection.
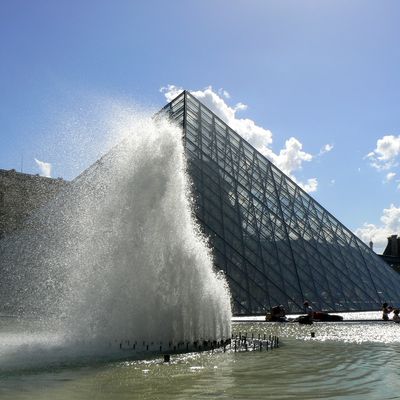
<box><xmin>0</xmin><ymin>114</ymin><xmax>232</xmax><ymax>364</ymax></box>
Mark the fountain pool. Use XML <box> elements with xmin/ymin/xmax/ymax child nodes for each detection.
<box><xmin>1</xmin><ymin>315</ymin><xmax>399</xmax><ymax>399</ymax></box>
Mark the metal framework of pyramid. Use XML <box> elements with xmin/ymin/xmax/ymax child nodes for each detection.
<box><xmin>161</xmin><ymin>91</ymin><xmax>400</xmax><ymax>315</ymax></box>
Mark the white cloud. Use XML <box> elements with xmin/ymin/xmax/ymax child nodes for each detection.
<box><xmin>319</xmin><ymin>143</ymin><xmax>334</xmax><ymax>156</ymax></box>
<box><xmin>190</xmin><ymin>87</ymin><xmax>271</xmax><ymax>148</ymax></box>
<box><xmin>355</xmin><ymin>204</ymin><xmax>400</xmax><ymax>252</ymax></box>
<box><xmin>268</xmin><ymin>138</ymin><xmax>318</xmax><ymax>192</ymax></box>
<box><xmin>386</xmin><ymin>172</ymin><xmax>396</xmax><ymax>182</ymax></box>
<box><xmin>366</xmin><ymin>134</ymin><xmax>400</xmax><ymax>171</ymax></box>
<box><xmin>34</xmin><ymin>158</ymin><xmax>52</xmax><ymax>178</ymax></box>
<box><xmin>300</xmin><ymin>178</ymin><xmax>318</xmax><ymax>193</ymax></box>
<box><xmin>324</xmin><ymin>143</ymin><xmax>334</xmax><ymax>152</ymax></box>
<box><xmin>161</xmin><ymin>85</ymin><xmax>320</xmax><ymax>193</ymax></box>
<box><xmin>234</xmin><ymin>102</ymin><xmax>248</xmax><ymax>112</ymax></box>
<box><xmin>274</xmin><ymin>137</ymin><xmax>312</xmax><ymax>175</ymax></box>
<box><xmin>159</xmin><ymin>85</ymin><xmax>183</xmax><ymax>103</ymax></box>
<box><xmin>218</xmin><ymin>88</ymin><xmax>230</xmax><ymax>99</ymax></box>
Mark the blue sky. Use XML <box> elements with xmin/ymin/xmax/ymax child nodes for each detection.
<box><xmin>1</xmin><ymin>0</ymin><xmax>399</xmax><ymax>251</ymax></box>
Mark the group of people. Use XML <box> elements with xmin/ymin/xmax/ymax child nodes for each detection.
<box><xmin>266</xmin><ymin>301</ymin><xmax>400</xmax><ymax>323</ymax></box>
<box><xmin>382</xmin><ymin>303</ymin><xmax>400</xmax><ymax>322</ymax></box>
<box><xmin>265</xmin><ymin>301</ymin><xmax>343</xmax><ymax>323</ymax></box>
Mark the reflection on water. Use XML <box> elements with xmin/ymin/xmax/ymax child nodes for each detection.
<box><xmin>1</xmin><ymin>318</ymin><xmax>400</xmax><ymax>400</ymax></box>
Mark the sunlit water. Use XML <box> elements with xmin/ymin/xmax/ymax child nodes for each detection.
<box><xmin>1</xmin><ymin>314</ymin><xmax>400</xmax><ymax>400</ymax></box>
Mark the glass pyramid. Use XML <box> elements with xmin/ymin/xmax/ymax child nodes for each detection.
<box><xmin>161</xmin><ymin>91</ymin><xmax>400</xmax><ymax>315</ymax></box>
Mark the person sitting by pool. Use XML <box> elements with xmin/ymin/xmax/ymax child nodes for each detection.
<box><xmin>392</xmin><ymin>309</ymin><xmax>400</xmax><ymax>323</ymax></box>
<box><xmin>382</xmin><ymin>303</ymin><xmax>390</xmax><ymax>321</ymax></box>
<box><xmin>265</xmin><ymin>305</ymin><xmax>287</xmax><ymax>322</ymax></box>
<box><xmin>301</xmin><ymin>301</ymin><xmax>343</xmax><ymax>322</ymax></box>
<box><xmin>296</xmin><ymin>301</ymin><xmax>314</xmax><ymax>324</ymax></box>
<box><xmin>304</xmin><ymin>301</ymin><xmax>313</xmax><ymax>317</ymax></box>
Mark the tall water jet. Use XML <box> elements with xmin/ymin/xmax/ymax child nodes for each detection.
<box><xmin>0</xmin><ymin>114</ymin><xmax>232</xmax><ymax>362</ymax></box>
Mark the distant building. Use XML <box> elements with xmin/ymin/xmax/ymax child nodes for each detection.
<box><xmin>380</xmin><ymin>235</ymin><xmax>400</xmax><ymax>272</ymax></box>
<box><xmin>0</xmin><ymin>169</ymin><xmax>68</xmax><ymax>239</ymax></box>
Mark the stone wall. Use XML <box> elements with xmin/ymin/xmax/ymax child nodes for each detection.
<box><xmin>0</xmin><ymin>169</ymin><xmax>68</xmax><ymax>238</ymax></box>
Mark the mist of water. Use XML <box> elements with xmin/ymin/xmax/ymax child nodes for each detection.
<box><xmin>0</xmin><ymin>114</ymin><xmax>232</xmax><ymax>364</ymax></box>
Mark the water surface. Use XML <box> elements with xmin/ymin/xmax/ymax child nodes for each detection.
<box><xmin>1</xmin><ymin>316</ymin><xmax>400</xmax><ymax>400</ymax></box>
